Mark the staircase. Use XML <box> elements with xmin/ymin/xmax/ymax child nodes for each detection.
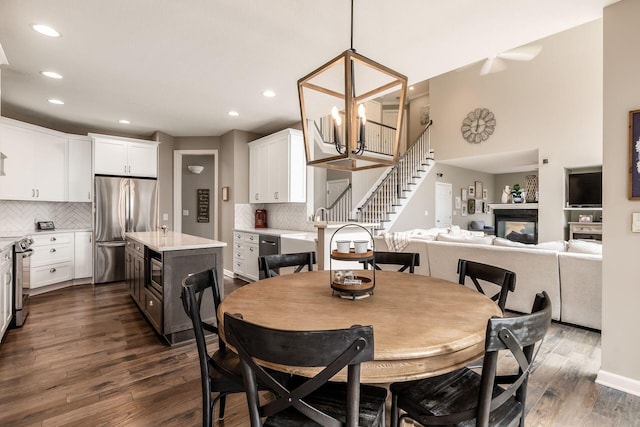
<box><xmin>313</xmin><ymin>119</ymin><xmax>435</xmax><ymax>233</ymax></box>
<box><xmin>356</xmin><ymin>121</ymin><xmax>434</xmax><ymax>234</ymax></box>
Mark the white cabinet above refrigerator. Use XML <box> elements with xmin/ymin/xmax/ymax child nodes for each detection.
<box><xmin>92</xmin><ymin>135</ymin><xmax>158</xmax><ymax>178</ymax></box>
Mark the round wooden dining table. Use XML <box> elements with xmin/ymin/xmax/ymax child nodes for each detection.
<box><xmin>218</xmin><ymin>270</ymin><xmax>502</xmax><ymax>384</ymax></box>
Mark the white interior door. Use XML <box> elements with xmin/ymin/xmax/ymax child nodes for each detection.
<box><xmin>435</xmin><ymin>182</ymin><xmax>453</xmax><ymax>228</ymax></box>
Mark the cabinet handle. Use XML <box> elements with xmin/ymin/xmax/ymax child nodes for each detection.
<box><xmin>50</xmin><ymin>268</ymin><xmax>57</xmax><ymax>273</ymax></box>
<box><xmin>32</xmin><ymin>189</ymin><xmax>35</xmax><ymax>197</ymax></box>
<box><xmin>36</xmin><ymin>189</ymin><xmax>39</xmax><ymax>197</ymax></box>
<box><xmin>87</xmin><ymin>191</ymin><xmax>91</xmax><ymax>200</ymax></box>
<box><xmin>249</xmin><ymin>247</ymin><xmax>254</xmax><ymax>252</ymax></box>
<box><xmin>124</xmin><ymin>164</ymin><xmax>127</xmax><ymax>174</ymax></box>
<box><xmin>50</xmin><ymin>248</ymin><xmax>56</xmax><ymax>253</ymax></box>
<box><xmin>255</xmin><ymin>193</ymin><xmax>259</xmax><ymax>200</ymax></box>
<box><xmin>50</xmin><ymin>237</ymin><xmax>57</xmax><ymax>241</ymax></box>
<box><xmin>274</xmin><ymin>192</ymin><xmax>278</xmax><ymax>199</ymax></box>
<box><xmin>149</xmin><ymin>300</ymin><xmax>154</xmax><ymax>307</ymax></box>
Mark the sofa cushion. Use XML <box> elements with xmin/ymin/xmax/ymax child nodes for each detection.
<box><xmin>567</xmin><ymin>239</ymin><xmax>602</xmax><ymax>255</ymax></box>
<box><xmin>493</xmin><ymin>237</ymin><xmax>566</xmax><ymax>252</ymax></box>
<box><xmin>437</xmin><ymin>233</ymin><xmax>495</xmax><ymax>245</ymax></box>
<box><xmin>558</xmin><ymin>252</ymin><xmax>602</xmax><ymax>329</ymax></box>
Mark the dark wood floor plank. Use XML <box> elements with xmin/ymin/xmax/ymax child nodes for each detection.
<box><xmin>1</xmin><ymin>278</ymin><xmax>639</xmax><ymax>426</ymax></box>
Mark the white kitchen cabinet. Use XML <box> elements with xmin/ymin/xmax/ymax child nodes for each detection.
<box><xmin>68</xmin><ymin>136</ymin><xmax>92</xmax><ymax>202</ymax></box>
<box><xmin>74</xmin><ymin>231</ymin><xmax>93</xmax><ymax>279</ymax></box>
<box><xmin>0</xmin><ymin>245</ymin><xmax>13</xmax><ymax>342</ymax></box>
<box><xmin>233</xmin><ymin>231</ymin><xmax>259</xmax><ymax>281</ymax></box>
<box><xmin>30</xmin><ymin>232</ymin><xmax>74</xmax><ymax>288</ymax></box>
<box><xmin>0</xmin><ymin>118</ymin><xmax>67</xmax><ymax>201</ymax></box>
<box><xmin>93</xmin><ymin>135</ymin><xmax>158</xmax><ymax>177</ymax></box>
<box><xmin>249</xmin><ymin>129</ymin><xmax>306</xmax><ymax>203</ymax></box>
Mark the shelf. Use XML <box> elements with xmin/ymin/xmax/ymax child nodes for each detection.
<box><xmin>563</xmin><ymin>207</ymin><xmax>602</xmax><ymax>211</ymax></box>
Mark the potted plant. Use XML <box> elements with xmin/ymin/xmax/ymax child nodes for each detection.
<box><xmin>511</xmin><ymin>184</ymin><xmax>523</xmax><ymax>203</ymax></box>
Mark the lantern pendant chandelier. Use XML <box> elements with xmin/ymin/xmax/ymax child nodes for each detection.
<box><xmin>297</xmin><ymin>0</ymin><xmax>408</xmax><ymax>172</ymax></box>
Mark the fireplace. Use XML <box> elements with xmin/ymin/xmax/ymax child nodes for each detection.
<box><xmin>494</xmin><ymin>208</ymin><xmax>538</xmax><ymax>244</ymax></box>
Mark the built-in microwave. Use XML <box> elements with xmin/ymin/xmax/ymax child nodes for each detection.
<box><xmin>149</xmin><ymin>252</ymin><xmax>162</xmax><ymax>296</ymax></box>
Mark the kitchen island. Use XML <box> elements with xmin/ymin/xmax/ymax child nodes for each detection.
<box><xmin>125</xmin><ymin>231</ymin><xmax>226</xmax><ymax>345</ymax></box>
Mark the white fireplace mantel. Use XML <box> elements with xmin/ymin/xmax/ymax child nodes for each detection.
<box><xmin>489</xmin><ymin>203</ymin><xmax>539</xmax><ymax>210</ymax></box>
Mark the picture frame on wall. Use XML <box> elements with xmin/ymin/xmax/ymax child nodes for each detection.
<box><xmin>483</xmin><ymin>188</ymin><xmax>488</xmax><ymax>200</ymax></box>
<box><xmin>455</xmin><ymin>196</ymin><xmax>461</xmax><ymax>209</ymax></box>
<box><xmin>461</xmin><ymin>204</ymin><xmax>468</xmax><ymax>216</ymax></box>
<box><xmin>485</xmin><ymin>203</ymin><xmax>491</xmax><ymax>214</ymax></box>
<box><xmin>475</xmin><ymin>181</ymin><xmax>483</xmax><ymax>199</ymax></box>
<box><xmin>461</xmin><ymin>188</ymin><xmax>468</xmax><ymax>201</ymax></box>
<box><xmin>467</xmin><ymin>198</ymin><xmax>475</xmax><ymax>213</ymax></box>
<box><xmin>468</xmin><ymin>185</ymin><xmax>475</xmax><ymax>198</ymax></box>
<box><xmin>629</xmin><ymin>109</ymin><xmax>640</xmax><ymax>199</ymax></box>
<box><xmin>475</xmin><ymin>201</ymin><xmax>483</xmax><ymax>214</ymax></box>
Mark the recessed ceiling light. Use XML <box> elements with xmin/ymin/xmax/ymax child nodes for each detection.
<box><xmin>228</xmin><ymin>111</ymin><xmax>239</xmax><ymax>117</ymax></box>
<box><xmin>48</xmin><ymin>98</ymin><xmax>64</xmax><ymax>105</ymax></box>
<box><xmin>118</xmin><ymin>119</ymin><xmax>131</xmax><ymax>124</ymax></box>
<box><xmin>32</xmin><ymin>24</ymin><xmax>60</xmax><ymax>37</ymax></box>
<box><xmin>41</xmin><ymin>71</ymin><xmax>63</xmax><ymax>79</ymax></box>
<box><xmin>262</xmin><ymin>90</ymin><xmax>276</xmax><ymax>98</ymax></box>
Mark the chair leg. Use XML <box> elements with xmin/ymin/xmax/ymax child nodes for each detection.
<box><xmin>203</xmin><ymin>389</ymin><xmax>212</xmax><ymax>427</ymax></box>
<box><xmin>390</xmin><ymin>393</ymin><xmax>399</xmax><ymax>427</ymax></box>
<box><xmin>218</xmin><ymin>394</ymin><xmax>227</xmax><ymax>420</ymax></box>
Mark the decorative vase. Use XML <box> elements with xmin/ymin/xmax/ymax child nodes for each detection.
<box><xmin>512</xmin><ymin>194</ymin><xmax>523</xmax><ymax>203</ymax></box>
<box><xmin>525</xmin><ymin>175</ymin><xmax>538</xmax><ymax>203</ymax></box>
<box><xmin>501</xmin><ymin>186</ymin><xmax>511</xmax><ymax>204</ymax></box>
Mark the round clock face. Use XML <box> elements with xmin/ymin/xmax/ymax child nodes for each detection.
<box><xmin>461</xmin><ymin>108</ymin><xmax>496</xmax><ymax>143</ymax></box>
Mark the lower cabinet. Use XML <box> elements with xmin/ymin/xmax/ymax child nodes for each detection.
<box><xmin>74</xmin><ymin>231</ymin><xmax>93</xmax><ymax>279</ymax></box>
<box><xmin>1</xmin><ymin>246</ymin><xmax>13</xmax><ymax>342</ymax></box>
<box><xmin>30</xmin><ymin>232</ymin><xmax>74</xmax><ymax>288</ymax></box>
<box><xmin>233</xmin><ymin>231</ymin><xmax>259</xmax><ymax>281</ymax></box>
<box><xmin>125</xmin><ymin>238</ymin><xmax>146</xmax><ymax>308</ymax></box>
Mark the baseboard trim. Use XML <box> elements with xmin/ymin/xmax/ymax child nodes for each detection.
<box><xmin>596</xmin><ymin>370</ymin><xmax>640</xmax><ymax>397</ymax></box>
<box><xmin>223</xmin><ymin>268</ymin><xmax>234</xmax><ymax>278</ymax></box>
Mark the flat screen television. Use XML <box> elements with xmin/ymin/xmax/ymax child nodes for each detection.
<box><xmin>568</xmin><ymin>172</ymin><xmax>602</xmax><ymax>207</ymax></box>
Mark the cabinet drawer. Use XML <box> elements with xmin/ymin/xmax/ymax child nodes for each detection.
<box><xmin>144</xmin><ymin>289</ymin><xmax>163</xmax><ymax>333</ymax></box>
<box><xmin>572</xmin><ymin>224</ymin><xmax>601</xmax><ymax>233</ymax></box>
<box><xmin>234</xmin><ymin>232</ymin><xmax>258</xmax><ymax>244</ymax></box>
<box><xmin>233</xmin><ymin>258</ymin><xmax>246</xmax><ymax>276</ymax></box>
<box><xmin>126</xmin><ymin>239</ymin><xmax>145</xmax><ymax>257</ymax></box>
<box><xmin>31</xmin><ymin>243</ymin><xmax>73</xmax><ymax>267</ymax></box>
<box><xmin>31</xmin><ymin>262</ymin><xmax>74</xmax><ymax>288</ymax></box>
<box><xmin>32</xmin><ymin>232</ymin><xmax>74</xmax><ymax>247</ymax></box>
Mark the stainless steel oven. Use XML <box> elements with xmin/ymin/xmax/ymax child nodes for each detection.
<box><xmin>12</xmin><ymin>236</ymin><xmax>34</xmax><ymax>328</ymax></box>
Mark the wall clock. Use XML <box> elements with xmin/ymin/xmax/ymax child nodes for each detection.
<box><xmin>461</xmin><ymin>108</ymin><xmax>496</xmax><ymax>143</ymax></box>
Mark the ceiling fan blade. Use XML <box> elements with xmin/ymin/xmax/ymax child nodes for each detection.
<box><xmin>497</xmin><ymin>45</ymin><xmax>542</xmax><ymax>61</ymax></box>
<box><xmin>480</xmin><ymin>57</ymin><xmax>507</xmax><ymax>76</ymax></box>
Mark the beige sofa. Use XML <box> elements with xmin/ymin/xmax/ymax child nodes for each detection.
<box><xmin>374</xmin><ymin>232</ymin><xmax>602</xmax><ymax>329</ymax></box>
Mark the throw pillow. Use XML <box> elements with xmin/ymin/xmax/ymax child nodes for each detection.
<box><xmin>567</xmin><ymin>239</ymin><xmax>602</xmax><ymax>255</ymax></box>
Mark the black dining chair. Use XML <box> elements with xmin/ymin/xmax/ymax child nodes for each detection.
<box><xmin>458</xmin><ymin>259</ymin><xmax>516</xmax><ymax>311</ymax></box>
<box><xmin>180</xmin><ymin>268</ymin><xmax>247</xmax><ymax>426</ymax></box>
<box><xmin>360</xmin><ymin>251</ymin><xmax>420</xmax><ymax>273</ymax></box>
<box><xmin>390</xmin><ymin>291</ymin><xmax>552</xmax><ymax>427</ymax></box>
<box><xmin>224</xmin><ymin>312</ymin><xmax>387</xmax><ymax>427</ymax></box>
<box><xmin>258</xmin><ymin>251</ymin><xmax>316</xmax><ymax>278</ymax></box>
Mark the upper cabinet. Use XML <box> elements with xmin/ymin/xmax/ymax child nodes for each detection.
<box><xmin>93</xmin><ymin>135</ymin><xmax>158</xmax><ymax>177</ymax></box>
<box><xmin>68</xmin><ymin>136</ymin><xmax>92</xmax><ymax>202</ymax></box>
<box><xmin>0</xmin><ymin>118</ymin><xmax>67</xmax><ymax>201</ymax></box>
<box><xmin>249</xmin><ymin>129</ymin><xmax>306</xmax><ymax>203</ymax></box>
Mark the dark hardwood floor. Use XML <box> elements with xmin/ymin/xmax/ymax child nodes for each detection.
<box><xmin>0</xmin><ymin>278</ymin><xmax>638</xmax><ymax>426</ymax></box>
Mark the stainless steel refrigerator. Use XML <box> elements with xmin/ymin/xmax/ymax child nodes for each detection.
<box><xmin>94</xmin><ymin>176</ymin><xmax>158</xmax><ymax>283</ymax></box>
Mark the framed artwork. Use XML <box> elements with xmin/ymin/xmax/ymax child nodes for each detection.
<box><xmin>483</xmin><ymin>188</ymin><xmax>488</xmax><ymax>200</ymax></box>
<box><xmin>485</xmin><ymin>203</ymin><xmax>491</xmax><ymax>214</ymax></box>
<box><xmin>461</xmin><ymin>188</ymin><xmax>468</xmax><ymax>201</ymax></box>
<box><xmin>461</xmin><ymin>204</ymin><xmax>468</xmax><ymax>216</ymax></box>
<box><xmin>468</xmin><ymin>185</ymin><xmax>475</xmax><ymax>198</ymax></box>
<box><xmin>455</xmin><ymin>196</ymin><xmax>461</xmax><ymax>209</ymax></box>
<box><xmin>475</xmin><ymin>201</ymin><xmax>483</xmax><ymax>214</ymax></box>
<box><xmin>475</xmin><ymin>181</ymin><xmax>483</xmax><ymax>199</ymax></box>
<box><xmin>630</xmin><ymin>109</ymin><xmax>640</xmax><ymax>199</ymax></box>
<box><xmin>467</xmin><ymin>198</ymin><xmax>475</xmax><ymax>213</ymax></box>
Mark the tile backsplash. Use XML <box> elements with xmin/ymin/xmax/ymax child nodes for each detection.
<box><xmin>0</xmin><ymin>200</ymin><xmax>92</xmax><ymax>232</ymax></box>
<box><xmin>235</xmin><ymin>202</ymin><xmax>314</xmax><ymax>231</ymax></box>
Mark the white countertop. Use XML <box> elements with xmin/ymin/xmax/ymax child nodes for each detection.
<box><xmin>234</xmin><ymin>227</ymin><xmax>316</xmax><ymax>241</ymax></box>
<box><xmin>314</xmin><ymin>221</ymin><xmax>381</xmax><ymax>229</ymax></box>
<box><xmin>126</xmin><ymin>231</ymin><xmax>227</xmax><ymax>252</ymax></box>
<box><xmin>0</xmin><ymin>227</ymin><xmax>92</xmax><ymax>238</ymax></box>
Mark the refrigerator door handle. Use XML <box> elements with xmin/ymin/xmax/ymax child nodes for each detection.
<box><xmin>118</xmin><ymin>179</ymin><xmax>128</xmax><ymax>240</ymax></box>
<box><xmin>96</xmin><ymin>241</ymin><xmax>126</xmax><ymax>248</ymax></box>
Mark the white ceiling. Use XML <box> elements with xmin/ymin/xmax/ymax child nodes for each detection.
<box><xmin>0</xmin><ymin>0</ymin><xmax>618</xmax><ymax>138</ymax></box>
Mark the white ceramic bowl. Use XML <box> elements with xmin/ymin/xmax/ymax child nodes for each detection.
<box><xmin>336</xmin><ymin>240</ymin><xmax>351</xmax><ymax>253</ymax></box>
<box><xmin>353</xmin><ymin>240</ymin><xmax>369</xmax><ymax>253</ymax></box>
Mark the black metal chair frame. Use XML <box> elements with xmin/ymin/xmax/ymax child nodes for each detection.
<box><xmin>181</xmin><ymin>268</ymin><xmax>245</xmax><ymax>426</ymax></box>
<box><xmin>258</xmin><ymin>251</ymin><xmax>316</xmax><ymax>278</ymax></box>
<box><xmin>360</xmin><ymin>251</ymin><xmax>420</xmax><ymax>273</ymax></box>
<box><xmin>224</xmin><ymin>312</ymin><xmax>386</xmax><ymax>427</ymax></box>
<box><xmin>457</xmin><ymin>259</ymin><xmax>516</xmax><ymax>311</ymax></box>
<box><xmin>390</xmin><ymin>291</ymin><xmax>552</xmax><ymax>427</ymax></box>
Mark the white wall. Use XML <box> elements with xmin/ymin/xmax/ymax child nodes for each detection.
<box><xmin>429</xmin><ymin>20</ymin><xmax>603</xmax><ymax>242</ymax></box>
<box><xmin>600</xmin><ymin>0</ymin><xmax>640</xmax><ymax>393</ymax></box>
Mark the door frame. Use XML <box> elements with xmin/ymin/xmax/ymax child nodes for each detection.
<box><xmin>173</xmin><ymin>149</ymin><xmax>219</xmax><ymax>240</ymax></box>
